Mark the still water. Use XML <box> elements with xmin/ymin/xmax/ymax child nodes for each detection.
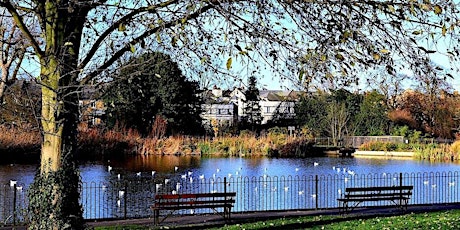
<box><xmin>1</xmin><ymin>155</ymin><xmax>460</xmax><ymax>220</ymax></box>
<box><xmin>1</xmin><ymin>155</ymin><xmax>459</xmax><ymax>188</ymax></box>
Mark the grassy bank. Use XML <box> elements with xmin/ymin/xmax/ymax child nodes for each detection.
<box><xmin>413</xmin><ymin>142</ymin><xmax>460</xmax><ymax>161</ymax></box>
<box><xmin>0</xmin><ymin>125</ymin><xmax>319</xmax><ymax>160</ymax></box>
<box><xmin>359</xmin><ymin>140</ymin><xmax>460</xmax><ymax>161</ymax></box>
<box><xmin>2</xmin><ymin>124</ymin><xmax>459</xmax><ymax>160</ymax></box>
<box><xmin>0</xmin><ymin>125</ymin><xmax>41</xmax><ymax>162</ymax></box>
<box><xmin>93</xmin><ymin>209</ymin><xmax>460</xmax><ymax>229</ymax></box>
<box><xmin>78</xmin><ymin>125</ymin><xmax>319</xmax><ymax>158</ymax></box>
<box><xmin>208</xmin><ymin>210</ymin><xmax>460</xmax><ymax>230</ymax></box>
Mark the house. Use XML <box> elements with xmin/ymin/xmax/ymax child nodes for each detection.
<box><xmin>201</xmin><ymin>103</ymin><xmax>238</xmax><ymax>126</ymax></box>
<box><xmin>79</xmin><ymin>86</ymin><xmax>106</xmax><ymax>126</ymax></box>
<box><xmin>200</xmin><ymin>87</ymin><xmax>301</xmax><ymax>126</ymax></box>
<box><xmin>258</xmin><ymin>90</ymin><xmax>299</xmax><ymax>124</ymax></box>
<box><xmin>199</xmin><ymin>87</ymin><xmax>237</xmax><ymax>127</ymax></box>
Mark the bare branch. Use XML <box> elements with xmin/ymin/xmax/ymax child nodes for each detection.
<box><xmin>81</xmin><ymin>2</ymin><xmax>216</xmax><ymax>85</ymax></box>
<box><xmin>0</xmin><ymin>1</ymin><xmax>43</xmax><ymax>59</ymax></box>
<box><xmin>78</xmin><ymin>0</ymin><xmax>180</xmax><ymax>71</ymax></box>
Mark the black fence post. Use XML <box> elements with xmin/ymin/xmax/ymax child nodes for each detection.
<box><xmin>400</xmin><ymin>173</ymin><xmax>403</xmax><ymax>207</ymax></box>
<box><xmin>13</xmin><ymin>184</ymin><xmax>17</xmax><ymax>226</ymax></box>
<box><xmin>224</xmin><ymin>177</ymin><xmax>227</xmax><ymax>194</ymax></box>
<box><xmin>400</xmin><ymin>173</ymin><xmax>403</xmax><ymax>187</ymax></box>
<box><xmin>124</xmin><ymin>182</ymin><xmax>128</xmax><ymax>219</ymax></box>
<box><xmin>315</xmin><ymin>175</ymin><xmax>319</xmax><ymax>210</ymax></box>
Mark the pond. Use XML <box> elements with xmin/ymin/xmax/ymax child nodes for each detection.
<box><xmin>1</xmin><ymin>155</ymin><xmax>460</xmax><ymax>221</ymax></box>
<box><xmin>1</xmin><ymin>155</ymin><xmax>458</xmax><ymax>186</ymax></box>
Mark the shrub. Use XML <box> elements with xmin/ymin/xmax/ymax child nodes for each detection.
<box><xmin>359</xmin><ymin>141</ymin><xmax>410</xmax><ymax>151</ymax></box>
<box><xmin>450</xmin><ymin>141</ymin><xmax>460</xmax><ymax>155</ymax></box>
<box><xmin>414</xmin><ymin>144</ymin><xmax>456</xmax><ymax>161</ymax></box>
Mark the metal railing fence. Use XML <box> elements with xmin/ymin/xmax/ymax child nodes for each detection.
<box><xmin>1</xmin><ymin>171</ymin><xmax>460</xmax><ymax>226</ymax></box>
<box><xmin>311</xmin><ymin>136</ymin><xmax>404</xmax><ymax>148</ymax></box>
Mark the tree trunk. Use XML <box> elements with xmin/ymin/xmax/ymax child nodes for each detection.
<box><xmin>28</xmin><ymin>55</ymin><xmax>84</xmax><ymax>230</ymax></box>
<box><xmin>0</xmin><ymin>65</ymin><xmax>8</xmax><ymax>104</ymax></box>
<box><xmin>26</xmin><ymin>3</ymin><xmax>86</xmax><ymax>228</ymax></box>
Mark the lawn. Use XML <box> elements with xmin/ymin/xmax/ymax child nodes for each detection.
<box><xmin>94</xmin><ymin>209</ymin><xmax>460</xmax><ymax>229</ymax></box>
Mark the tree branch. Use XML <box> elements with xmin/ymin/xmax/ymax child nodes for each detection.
<box><xmin>78</xmin><ymin>0</ymin><xmax>180</xmax><ymax>71</ymax></box>
<box><xmin>81</xmin><ymin>2</ymin><xmax>216</xmax><ymax>85</ymax></box>
<box><xmin>0</xmin><ymin>1</ymin><xmax>44</xmax><ymax>59</ymax></box>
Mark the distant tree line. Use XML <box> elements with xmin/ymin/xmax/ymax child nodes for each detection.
<box><xmin>295</xmin><ymin>88</ymin><xmax>460</xmax><ymax>140</ymax></box>
<box><xmin>1</xmin><ymin>53</ymin><xmax>459</xmax><ymax>140</ymax></box>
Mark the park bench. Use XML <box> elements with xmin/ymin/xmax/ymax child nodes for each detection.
<box><xmin>337</xmin><ymin>185</ymin><xmax>413</xmax><ymax>214</ymax></box>
<box><xmin>152</xmin><ymin>192</ymin><xmax>236</xmax><ymax>225</ymax></box>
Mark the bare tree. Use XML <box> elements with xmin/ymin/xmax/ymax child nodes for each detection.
<box><xmin>364</xmin><ymin>68</ymin><xmax>408</xmax><ymax>110</ymax></box>
<box><xmin>326</xmin><ymin>101</ymin><xmax>349</xmax><ymax>146</ymax></box>
<box><xmin>0</xmin><ymin>0</ymin><xmax>458</xmax><ymax>228</ymax></box>
<box><xmin>0</xmin><ymin>9</ymin><xmax>27</xmax><ymax>103</ymax></box>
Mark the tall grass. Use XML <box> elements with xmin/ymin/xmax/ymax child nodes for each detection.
<box><xmin>0</xmin><ymin>125</ymin><xmax>40</xmax><ymax>153</ymax></box>
<box><xmin>5</xmin><ymin>123</ymin><xmax>459</xmax><ymax>160</ymax></box>
<box><xmin>78</xmin><ymin>125</ymin><xmax>317</xmax><ymax>157</ymax></box>
<box><xmin>413</xmin><ymin>143</ymin><xmax>458</xmax><ymax>161</ymax></box>
<box><xmin>358</xmin><ymin>141</ymin><xmax>421</xmax><ymax>152</ymax></box>
<box><xmin>0</xmin><ymin>125</ymin><xmax>41</xmax><ymax>163</ymax></box>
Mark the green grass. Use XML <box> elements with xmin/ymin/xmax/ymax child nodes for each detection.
<box><xmin>210</xmin><ymin>210</ymin><xmax>460</xmax><ymax>230</ymax></box>
<box><xmin>93</xmin><ymin>209</ymin><xmax>460</xmax><ymax>229</ymax></box>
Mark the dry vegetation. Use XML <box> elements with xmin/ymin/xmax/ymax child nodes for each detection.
<box><xmin>3</xmin><ymin>124</ymin><xmax>460</xmax><ymax>160</ymax></box>
<box><xmin>0</xmin><ymin>124</ymin><xmax>318</xmax><ymax>159</ymax></box>
<box><xmin>0</xmin><ymin>125</ymin><xmax>41</xmax><ymax>152</ymax></box>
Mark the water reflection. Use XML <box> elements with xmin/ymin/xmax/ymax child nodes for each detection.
<box><xmin>2</xmin><ymin>155</ymin><xmax>460</xmax><ymax>186</ymax></box>
<box><xmin>1</xmin><ymin>155</ymin><xmax>460</xmax><ymax>221</ymax></box>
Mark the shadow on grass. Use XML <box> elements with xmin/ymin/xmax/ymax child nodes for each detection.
<box><xmin>167</xmin><ymin>211</ymin><xmax>416</xmax><ymax>230</ymax></box>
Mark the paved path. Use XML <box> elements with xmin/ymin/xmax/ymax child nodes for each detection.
<box><xmin>87</xmin><ymin>203</ymin><xmax>460</xmax><ymax>229</ymax></box>
<box><xmin>3</xmin><ymin>204</ymin><xmax>460</xmax><ymax>229</ymax></box>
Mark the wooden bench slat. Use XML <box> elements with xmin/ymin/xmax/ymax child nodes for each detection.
<box><xmin>338</xmin><ymin>185</ymin><xmax>413</xmax><ymax>215</ymax></box>
<box><xmin>152</xmin><ymin>192</ymin><xmax>236</xmax><ymax>225</ymax></box>
<box><xmin>154</xmin><ymin>204</ymin><xmax>234</xmax><ymax>210</ymax></box>
<box><xmin>153</xmin><ymin>199</ymin><xmax>235</xmax><ymax>207</ymax></box>
<box><xmin>338</xmin><ymin>197</ymin><xmax>410</xmax><ymax>202</ymax></box>
<box><xmin>155</xmin><ymin>192</ymin><xmax>236</xmax><ymax>200</ymax></box>
<box><xmin>345</xmin><ymin>186</ymin><xmax>413</xmax><ymax>192</ymax></box>
<box><xmin>344</xmin><ymin>192</ymin><xmax>412</xmax><ymax>198</ymax></box>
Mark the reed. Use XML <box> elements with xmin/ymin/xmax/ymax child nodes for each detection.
<box><xmin>0</xmin><ymin>125</ymin><xmax>40</xmax><ymax>154</ymax></box>
<box><xmin>413</xmin><ymin>143</ymin><xmax>457</xmax><ymax>161</ymax></box>
<box><xmin>77</xmin><ymin>123</ymin><xmax>140</xmax><ymax>157</ymax></box>
<box><xmin>358</xmin><ymin>141</ymin><xmax>426</xmax><ymax>152</ymax></box>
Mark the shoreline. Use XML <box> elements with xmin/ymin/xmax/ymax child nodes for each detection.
<box><xmin>353</xmin><ymin>150</ymin><xmax>414</xmax><ymax>158</ymax></box>
<box><xmin>325</xmin><ymin>150</ymin><xmax>414</xmax><ymax>158</ymax></box>
<box><xmin>0</xmin><ymin>149</ymin><xmax>418</xmax><ymax>165</ymax></box>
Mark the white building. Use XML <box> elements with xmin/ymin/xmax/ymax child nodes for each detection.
<box><xmin>200</xmin><ymin>88</ymin><xmax>301</xmax><ymax>126</ymax></box>
<box><xmin>201</xmin><ymin>103</ymin><xmax>238</xmax><ymax>126</ymax></box>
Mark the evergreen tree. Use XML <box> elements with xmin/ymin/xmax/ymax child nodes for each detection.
<box><xmin>242</xmin><ymin>76</ymin><xmax>262</xmax><ymax>131</ymax></box>
<box><xmin>104</xmin><ymin>52</ymin><xmax>204</xmax><ymax>136</ymax></box>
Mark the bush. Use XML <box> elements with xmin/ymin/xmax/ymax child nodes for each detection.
<box><xmin>413</xmin><ymin>144</ymin><xmax>455</xmax><ymax>161</ymax></box>
<box><xmin>450</xmin><ymin>141</ymin><xmax>460</xmax><ymax>155</ymax></box>
<box><xmin>359</xmin><ymin>141</ymin><xmax>413</xmax><ymax>152</ymax></box>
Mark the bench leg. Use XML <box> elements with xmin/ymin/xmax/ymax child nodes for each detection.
<box><xmin>154</xmin><ymin>209</ymin><xmax>159</xmax><ymax>225</ymax></box>
<box><xmin>339</xmin><ymin>201</ymin><xmax>348</xmax><ymax>215</ymax></box>
<box><xmin>224</xmin><ymin>207</ymin><xmax>230</xmax><ymax>220</ymax></box>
